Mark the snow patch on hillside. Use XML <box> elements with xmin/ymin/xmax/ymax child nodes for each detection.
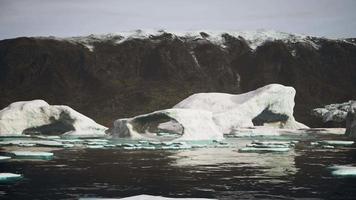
<box><xmin>40</xmin><ymin>29</ymin><xmax>322</xmax><ymax>51</ymax></box>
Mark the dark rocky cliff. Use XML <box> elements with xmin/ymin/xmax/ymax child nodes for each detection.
<box><xmin>1</xmin><ymin>31</ymin><xmax>355</xmax><ymax>127</ymax></box>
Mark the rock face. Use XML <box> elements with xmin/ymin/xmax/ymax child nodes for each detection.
<box><xmin>175</xmin><ymin>84</ymin><xmax>308</xmax><ymax>133</ymax></box>
<box><xmin>109</xmin><ymin>108</ymin><xmax>222</xmax><ymax>141</ymax></box>
<box><xmin>1</xmin><ymin>30</ymin><xmax>356</xmax><ymax>127</ymax></box>
<box><xmin>346</xmin><ymin>102</ymin><xmax>356</xmax><ymax>138</ymax></box>
<box><xmin>312</xmin><ymin>100</ymin><xmax>356</xmax><ymax>138</ymax></box>
<box><xmin>0</xmin><ymin>100</ymin><xmax>107</xmax><ymax>136</ymax></box>
<box><xmin>109</xmin><ymin>84</ymin><xmax>305</xmax><ymax>141</ymax></box>
<box><xmin>312</xmin><ymin>101</ymin><xmax>353</xmax><ymax>123</ymax></box>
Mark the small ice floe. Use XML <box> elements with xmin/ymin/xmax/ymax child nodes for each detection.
<box><xmin>123</xmin><ymin>146</ymin><xmax>138</xmax><ymax>150</ymax></box>
<box><xmin>322</xmin><ymin>145</ymin><xmax>335</xmax><ymax>149</ymax></box>
<box><xmin>0</xmin><ymin>156</ymin><xmax>11</xmax><ymax>162</ymax></box>
<box><xmin>141</xmin><ymin>146</ymin><xmax>156</xmax><ymax>150</ymax></box>
<box><xmin>318</xmin><ymin>140</ymin><xmax>354</xmax><ymax>146</ymax></box>
<box><xmin>86</xmin><ymin>142</ymin><xmax>108</xmax><ymax>145</ymax></box>
<box><xmin>246</xmin><ymin>143</ymin><xmax>290</xmax><ymax>148</ymax></box>
<box><xmin>239</xmin><ymin>140</ymin><xmax>294</xmax><ymax>153</ymax></box>
<box><xmin>10</xmin><ymin>151</ymin><xmax>54</xmax><ymax>159</ymax></box>
<box><xmin>85</xmin><ymin>139</ymin><xmax>109</xmax><ymax>143</ymax></box>
<box><xmin>0</xmin><ymin>140</ymin><xmax>65</xmax><ymax>147</ymax></box>
<box><xmin>122</xmin><ymin>143</ymin><xmax>136</xmax><ymax>147</ymax></box>
<box><xmin>148</xmin><ymin>141</ymin><xmax>161</xmax><ymax>145</ymax></box>
<box><xmin>0</xmin><ymin>173</ymin><xmax>22</xmax><ymax>183</ymax></box>
<box><xmin>238</xmin><ymin>147</ymin><xmax>290</xmax><ymax>153</ymax></box>
<box><xmin>34</xmin><ymin>135</ymin><xmax>61</xmax><ymax>140</ymax></box>
<box><xmin>104</xmin><ymin>144</ymin><xmax>116</xmax><ymax>148</ymax></box>
<box><xmin>86</xmin><ymin>145</ymin><xmax>105</xmax><ymax>149</ymax></box>
<box><xmin>329</xmin><ymin>165</ymin><xmax>356</xmax><ymax>177</ymax></box>
<box><xmin>63</xmin><ymin>144</ymin><xmax>75</xmax><ymax>148</ymax></box>
<box><xmin>79</xmin><ymin>194</ymin><xmax>215</xmax><ymax>199</ymax></box>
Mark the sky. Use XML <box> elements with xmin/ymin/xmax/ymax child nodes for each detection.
<box><xmin>0</xmin><ymin>0</ymin><xmax>355</xmax><ymax>40</ymax></box>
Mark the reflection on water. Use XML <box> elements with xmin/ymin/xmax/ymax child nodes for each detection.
<box><xmin>0</xmin><ymin>134</ymin><xmax>356</xmax><ymax>199</ymax></box>
<box><xmin>170</xmin><ymin>147</ymin><xmax>297</xmax><ymax>178</ymax></box>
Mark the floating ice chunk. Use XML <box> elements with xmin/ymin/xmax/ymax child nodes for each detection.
<box><xmin>161</xmin><ymin>146</ymin><xmax>181</xmax><ymax>150</ymax></box>
<box><xmin>34</xmin><ymin>135</ymin><xmax>61</xmax><ymax>140</ymax></box>
<box><xmin>322</xmin><ymin>145</ymin><xmax>335</xmax><ymax>149</ymax></box>
<box><xmin>63</xmin><ymin>144</ymin><xmax>75</xmax><ymax>148</ymax></box>
<box><xmin>252</xmin><ymin>141</ymin><xmax>293</xmax><ymax>145</ymax></box>
<box><xmin>86</xmin><ymin>145</ymin><xmax>105</xmax><ymax>149</ymax></box>
<box><xmin>162</xmin><ymin>142</ymin><xmax>173</xmax><ymax>146</ymax></box>
<box><xmin>123</xmin><ymin>146</ymin><xmax>138</xmax><ymax>150</ymax></box>
<box><xmin>0</xmin><ymin>173</ymin><xmax>22</xmax><ymax>182</ymax></box>
<box><xmin>10</xmin><ymin>151</ymin><xmax>54</xmax><ymax>159</ymax></box>
<box><xmin>0</xmin><ymin>139</ymin><xmax>65</xmax><ymax>147</ymax></box>
<box><xmin>85</xmin><ymin>139</ymin><xmax>109</xmax><ymax>143</ymax></box>
<box><xmin>149</xmin><ymin>141</ymin><xmax>161</xmax><ymax>145</ymax></box>
<box><xmin>239</xmin><ymin>147</ymin><xmax>290</xmax><ymax>153</ymax></box>
<box><xmin>330</xmin><ymin>165</ymin><xmax>356</xmax><ymax>177</ymax></box>
<box><xmin>104</xmin><ymin>144</ymin><xmax>116</xmax><ymax>148</ymax></box>
<box><xmin>318</xmin><ymin>140</ymin><xmax>354</xmax><ymax>146</ymax></box>
<box><xmin>122</xmin><ymin>143</ymin><xmax>135</xmax><ymax>147</ymax></box>
<box><xmin>310</xmin><ymin>142</ymin><xmax>319</xmax><ymax>146</ymax></box>
<box><xmin>0</xmin><ymin>156</ymin><xmax>11</xmax><ymax>161</ymax></box>
<box><xmin>18</xmin><ymin>143</ymin><xmax>36</xmax><ymax>147</ymax></box>
<box><xmin>141</xmin><ymin>146</ymin><xmax>156</xmax><ymax>150</ymax></box>
<box><xmin>79</xmin><ymin>194</ymin><xmax>215</xmax><ymax>199</ymax></box>
<box><xmin>246</xmin><ymin>144</ymin><xmax>290</xmax><ymax>148</ymax></box>
<box><xmin>86</xmin><ymin>142</ymin><xmax>108</xmax><ymax>145</ymax></box>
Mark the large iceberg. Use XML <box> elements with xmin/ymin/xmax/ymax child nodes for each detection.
<box><xmin>109</xmin><ymin>109</ymin><xmax>222</xmax><ymax>141</ymax></box>
<box><xmin>174</xmin><ymin>84</ymin><xmax>307</xmax><ymax>133</ymax></box>
<box><xmin>109</xmin><ymin>84</ymin><xmax>305</xmax><ymax>141</ymax></box>
<box><xmin>0</xmin><ymin>100</ymin><xmax>107</xmax><ymax>136</ymax></box>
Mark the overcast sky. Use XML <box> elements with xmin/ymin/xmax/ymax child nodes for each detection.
<box><xmin>0</xmin><ymin>0</ymin><xmax>355</xmax><ymax>39</ymax></box>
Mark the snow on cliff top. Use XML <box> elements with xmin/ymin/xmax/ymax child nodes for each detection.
<box><xmin>40</xmin><ymin>29</ymin><xmax>321</xmax><ymax>51</ymax></box>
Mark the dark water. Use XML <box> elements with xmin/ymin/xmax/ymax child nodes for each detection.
<box><xmin>1</xmin><ymin>135</ymin><xmax>356</xmax><ymax>200</ymax></box>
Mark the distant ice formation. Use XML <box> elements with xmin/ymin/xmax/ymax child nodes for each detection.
<box><xmin>0</xmin><ymin>100</ymin><xmax>107</xmax><ymax>136</ymax></box>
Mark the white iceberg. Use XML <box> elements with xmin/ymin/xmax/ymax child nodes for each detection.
<box><xmin>0</xmin><ymin>173</ymin><xmax>22</xmax><ymax>182</ymax></box>
<box><xmin>0</xmin><ymin>100</ymin><xmax>107</xmax><ymax>136</ymax></box>
<box><xmin>174</xmin><ymin>84</ymin><xmax>308</xmax><ymax>134</ymax></box>
<box><xmin>109</xmin><ymin>84</ymin><xmax>306</xmax><ymax>141</ymax></box>
<box><xmin>10</xmin><ymin>151</ymin><xmax>54</xmax><ymax>158</ymax></box>
<box><xmin>109</xmin><ymin>109</ymin><xmax>223</xmax><ymax>141</ymax></box>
